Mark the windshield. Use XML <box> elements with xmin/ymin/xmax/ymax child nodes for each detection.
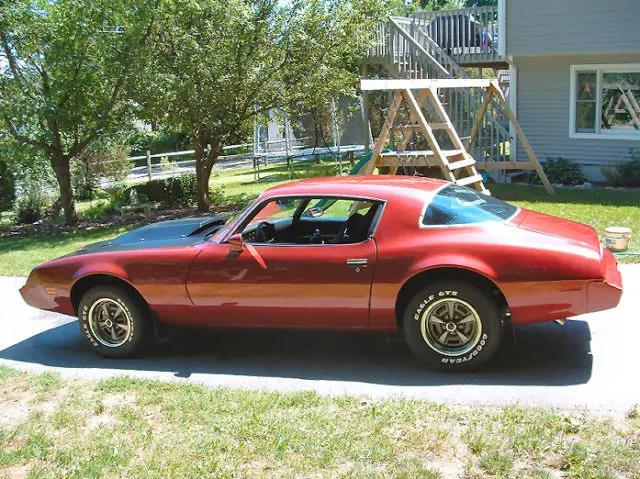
<box><xmin>422</xmin><ymin>184</ymin><xmax>518</xmax><ymax>226</ymax></box>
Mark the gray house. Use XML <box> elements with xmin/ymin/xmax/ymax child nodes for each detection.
<box><xmin>506</xmin><ymin>0</ymin><xmax>640</xmax><ymax>180</ymax></box>
<box><xmin>366</xmin><ymin>0</ymin><xmax>640</xmax><ymax>181</ymax></box>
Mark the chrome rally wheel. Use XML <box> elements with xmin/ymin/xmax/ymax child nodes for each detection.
<box><xmin>88</xmin><ymin>298</ymin><xmax>133</xmax><ymax>348</ymax></box>
<box><xmin>403</xmin><ymin>281</ymin><xmax>503</xmax><ymax>371</ymax></box>
<box><xmin>78</xmin><ymin>285</ymin><xmax>149</xmax><ymax>358</ymax></box>
<box><xmin>420</xmin><ymin>298</ymin><xmax>482</xmax><ymax>356</ymax></box>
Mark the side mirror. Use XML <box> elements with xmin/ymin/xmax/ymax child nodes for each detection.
<box><xmin>228</xmin><ymin>233</ymin><xmax>245</xmax><ymax>252</ymax></box>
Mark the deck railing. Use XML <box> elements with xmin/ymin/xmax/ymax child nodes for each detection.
<box><xmin>366</xmin><ymin>17</ymin><xmax>512</xmax><ymax>165</ymax></box>
<box><xmin>411</xmin><ymin>6</ymin><xmax>501</xmax><ymax>65</ymax></box>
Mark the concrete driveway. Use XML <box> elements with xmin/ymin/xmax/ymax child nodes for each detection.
<box><xmin>1</xmin><ymin>266</ymin><xmax>638</xmax><ymax>413</ymax></box>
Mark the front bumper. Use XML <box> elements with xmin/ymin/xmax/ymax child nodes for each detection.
<box><xmin>20</xmin><ymin>272</ymin><xmax>74</xmax><ymax>315</ymax></box>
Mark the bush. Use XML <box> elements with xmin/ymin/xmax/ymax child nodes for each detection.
<box><xmin>528</xmin><ymin>157</ymin><xmax>586</xmax><ymax>186</ymax></box>
<box><xmin>124</xmin><ymin>174</ymin><xmax>198</xmax><ymax>206</ymax></box>
<box><xmin>126</xmin><ymin>128</ymin><xmax>190</xmax><ymax>157</ymax></box>
<box><xmin>71</xmin><ymin>144</ymin><xmax>132</xmax><ymax>201</ymax></box>
<box><xmin>14</xmin><ymin>193</ymin><xmax>48</xmax><ymax>224</ymax></box>
<box><xmin>603</xmin><ymin>159</ymin><xmax>640</xmax><ymax>187</ymax></box>
<box><xmin>78</xmin><ymin>201</ymin><xmax>110</xmax><ymax>220</ymax></box>
<box><xmin>0</xmin><ymin>160</ymin><xmax>16</xmax><ymax>212</ymax></box>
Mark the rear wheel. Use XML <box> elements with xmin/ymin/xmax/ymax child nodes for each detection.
<box><xmin>403</xmin><ymin>281</ymin><xmax>503</xmax><ymax>371</ymax></box>
<box><xmin>78</xmin><ymin>286</ymin><xmax>149</xmax><ymax>358</ymax></box>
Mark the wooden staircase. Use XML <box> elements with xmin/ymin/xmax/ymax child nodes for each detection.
<box><xmin>367</xmin><ymin>17</ymin><xmax>513</xmax><ymax>165</ymax></box>
<box><xmin>363</xmin><ymin>13</ymin><xmax>554</xmax><ymax>194</ymax></box>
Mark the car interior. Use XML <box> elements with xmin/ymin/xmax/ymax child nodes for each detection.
<box><xmin>239</xmin><ymin>198</ymin><xmax>382</xmax><ymax>245</ymax></box>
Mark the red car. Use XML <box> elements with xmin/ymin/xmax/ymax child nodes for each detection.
<box><xmin>21</xmin><ymin>176</ymin><xmax>623</xmax><ymax>370</ymax></box>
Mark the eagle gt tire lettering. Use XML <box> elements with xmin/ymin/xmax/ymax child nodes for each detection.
<box><xmin>78</xmin><ymin>285</ymin><xmax>149</xmax><ymax>358</ymax></box>
<box><xmin>403</xmin><ymin>281</ymin><xmax>503</xmax><ymax>371</ymax></box>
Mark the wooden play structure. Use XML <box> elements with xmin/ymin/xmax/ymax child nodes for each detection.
<box><xmin>358</xmin><ymin>79</ymin><xmax>554</xmax><ymax>195</ymax></box>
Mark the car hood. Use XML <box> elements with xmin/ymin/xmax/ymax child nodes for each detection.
<box><xmin>513</xmin><ymin>209</ymin><xmax>601</xmax><ymax>254</ymax></box>
<box><xmin>68</xmin><ymin>215</ymin><xmax>228</xmax><ymax>256</ymax></box>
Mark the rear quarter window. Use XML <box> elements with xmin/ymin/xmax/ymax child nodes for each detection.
<box><xmin>422</xmin><ymin>184</ymin><xmax>518</xmax><ymax>226</ymax></box>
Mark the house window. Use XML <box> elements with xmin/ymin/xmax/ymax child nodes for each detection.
<box><xmin>570</xmin><ymin>64</ymin><xmax>640</xmax><ymax>140</ymax></box>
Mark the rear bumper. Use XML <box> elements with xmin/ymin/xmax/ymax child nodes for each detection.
<box><xmin>587</xmin><ymin>249</ymin><xmax>623</xmax><ymax>313</ymax></box>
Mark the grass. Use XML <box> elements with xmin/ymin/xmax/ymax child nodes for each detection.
<box><xmin>491</xmin><ymin>183</ymin><xmax>640</xmax><ymax>259</ymax></box>
<box><xmin>0</xmin><ymin>226</ymin><xmax>131</xmax><ymax>277</ymax></box>
<box><xmin>0</xmin><ymin>368</ymin><xmax>638</xmax><ymax>478</ymax></box>
<box><xmin>1</xmin><ymin>161</ymin><xmax>639</xmax><ymax>276</ymax></box>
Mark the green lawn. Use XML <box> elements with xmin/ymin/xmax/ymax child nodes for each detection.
<box><xmin>0</xmin><ymin>367</ymin><xmax>638</xmax><ymax>478</ymax></box>
<box><xmin>0</xmin><ymin>226</ymin><xmax>131</xmax><ymax>277</ymax></box>
<box><xmin>1</xmin><ymin>165</ymin><xmax>639</xmax><ymax>276</ymax></box>
<box><xmin>490</xmin><ymin>184</ymin><xmax>640</xmax><ymax>259</ymax></box>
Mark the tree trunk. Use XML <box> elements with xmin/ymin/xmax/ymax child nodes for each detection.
<box><xmin>194</xmin><ymin>131</ymin><xmax>217</xmax><ymax>212</ymax></box>
<box><xmin>51</xmin><ymin>153</ymin><xmax>78</xmax><ymax>225</ymax></box>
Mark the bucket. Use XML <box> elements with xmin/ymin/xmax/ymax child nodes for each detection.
<box><xmin>605</xmin><ymin>226</ymin><xmax>632</xmax><ymax>251</ymax></box>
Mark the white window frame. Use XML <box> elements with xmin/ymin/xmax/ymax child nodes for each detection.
<box><xmin>569</xmin><ymin>63</ymin><xmax>640</xmax><ymax>141</ymax></box>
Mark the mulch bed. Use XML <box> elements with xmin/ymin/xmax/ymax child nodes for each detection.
<box><xmin>0</xmin><ymin>205</ymin><xmax>240</xmax><ymax>240</ymax></box>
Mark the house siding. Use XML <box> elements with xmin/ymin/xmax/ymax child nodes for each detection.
<box><xmin>513</xmin><ymin>52</ymin><xmax>640</xmax><ymax>180</ymax></box>
<box><xmin>506</xmin><ymin>0</ymin><xmax>640</xmax><ymax>56</ymax></box>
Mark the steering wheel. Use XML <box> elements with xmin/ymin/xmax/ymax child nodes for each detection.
<box><xmin>255</xmin><ymin>221</ymin><xmax>276</xmax><ymax>243</ymax></box>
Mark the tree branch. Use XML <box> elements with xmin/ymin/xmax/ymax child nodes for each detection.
<box><xmin>0</xmin><ymin>31</ymin><xmax>22</xmax><ymax>81</ymax></box>
<box><xmin>3</xmin><ymin>114</ymin><xmax>53</xmax><ymax>154</ymax></box>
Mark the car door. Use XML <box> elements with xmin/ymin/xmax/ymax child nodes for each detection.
<box><xmin>187</xmin><ymin>196</ymin><xmax>379</xmax><ymax>328</ymax></box>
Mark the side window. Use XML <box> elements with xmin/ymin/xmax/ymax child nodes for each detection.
<box><xmin>302</xmin><ymin>199</ymin><xmax>370</xmax><ymax>219</ymax></box>
<box><xmin>302</xmin><ymin>199</ymin><xmax>379</xmax><ymax>244</ymax></box>
<box><xmin>241</xmin><ymin>198</ymin><xmax>304</xmax><ymax>243</ymax></box>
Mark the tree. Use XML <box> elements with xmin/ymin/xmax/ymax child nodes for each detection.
<box><xmin>0</xmin><ymin>0</ymin><xmax>159</xmax><ymax>224</ymax></box>
<box><xmin>142</xmin><ymin>0</ymin><xmax>387</xmax><ymax>211</ymax></box>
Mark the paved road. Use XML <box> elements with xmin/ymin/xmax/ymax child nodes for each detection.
<box><xmin>1</xmin><ymin>267</ymin><xmax>638</xmax><ymax>413</ymax></box>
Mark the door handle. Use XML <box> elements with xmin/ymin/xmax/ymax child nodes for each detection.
<box><xmin>346</xmin><ymin>259</ymin><xmax>368</xmax><ymax>266</ymax></box>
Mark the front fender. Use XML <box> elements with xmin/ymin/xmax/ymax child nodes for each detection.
<box><xmin>73</xmin><ymin>263</ymin><xmax>131</xmax><ymax>283</ymax></box>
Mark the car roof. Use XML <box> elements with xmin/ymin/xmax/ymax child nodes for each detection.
<box><xmin>263</xmin><ymin>175</ymin><xmax>448</xmax><ymax>201</ymax></box>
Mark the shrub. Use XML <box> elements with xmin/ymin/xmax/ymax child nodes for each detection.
<box><xmin>14</xmin><ymin>193</ymin><xmax>48</xmax><ymax>224</ymax></box>
<box><xmin>124</xmin><ymin>174</ymin><xmax>198</xmax><ymax>206</ymax></box>
<box><xmin>72</xmin><ymin>144</ymin><xmax>132</xmax><ymax>201</ymax></box>
<box><xmin>528</xmin><ymin>157</ymin><xmax>586</xmax><ymax>186</ymax></box>
<box><xmin>126</xmin><ymin>128</ymin><xmax>190</xmax><ymax>157</ymax></box>
<box><xmin>0</xmin><ymin>160</ymin><xmax>16</xmax><ymax>212</ymax></box>
<box><xmin>78</xmin><ymin>201</ymin><xmax>110</xmax><ymax>220</ymax></box>
<box><xmin>602</xmin><ymin>159</ymin><xmax>640</xmax><ymax>187</ymax></box>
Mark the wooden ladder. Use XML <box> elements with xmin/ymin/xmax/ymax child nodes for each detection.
<box><xmin>366</xmin><ymin>87</ymin><xmax>489</xmax><ymax>194</ymax></box>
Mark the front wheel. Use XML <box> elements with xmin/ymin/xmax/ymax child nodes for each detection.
<box><xmin>78</xmin><ymin>286</ymin><xmax>149</xmax><ymax>358</ymax></box>
<box><xmin>403</xmin><ymin>281</ymin><xmax>503</xmax><ymax>371</ymax></box>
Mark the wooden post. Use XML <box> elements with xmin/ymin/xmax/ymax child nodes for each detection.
<box><xmin>365</xmin><ymin>90</ymin><xmax>404</xmax><ymax>175</ymax></box>
<box><xmin>466</xmin><ymin>86</ymin><xmax>494</xmax><ymax>149</ymax></box>
<box><xmin>283</xmin><ymin>110</ymin><xmax>291</xmax><ymax>177</ymax></box>
<box><xmin>490</xmin><ymin>80</ymin><xmax>554</xmax><ymax>195</ymax></box>
<box><xmin>331</xmin><ymin>98</ymin><xmax>342</xmax><ymax>175</ymax></box>
<box><xmin>362</xmin><ymin>63</ymin><xmax>371</xmax><ymax>153</ymax></box>
<box><xmin>146</xmin><ymin>150</ymin><xmax>152</xmax><ymax>181</ymax></box>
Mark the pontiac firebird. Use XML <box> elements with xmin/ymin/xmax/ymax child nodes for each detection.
<box><xmin>20</xmin><ymin>176</ymin><xmax>623</xmax><ymax>370</ymax></box>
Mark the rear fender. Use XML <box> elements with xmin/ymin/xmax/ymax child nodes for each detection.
<box><xmin>408</xmin><ymin>254</ymin><xmax>498</xmax><ymax>282</ymax></box>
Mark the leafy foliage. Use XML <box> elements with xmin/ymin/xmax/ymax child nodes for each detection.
<box><xmin>124</xmin><ymin>174</ymin><xmax>198</xmax><ymax>206</ymax></box>
<box><xmin>125</xmin><ymin>128</ymin><xmax>191</xmax><ymax>157</ymax></box>
<box><xmin>138</xmin><ymin>0</ymin><xmax>389</xmax><ymax>211</ymax></box>
<box><xmin>0</xmin><ymin>0</ymin><xmax>159</xmax><ymax>224</ymax></box>
<box><xmin>14</xmin><ymin>191</ymin><xmax>48</xmax><ymax>224</ymax></box>
<box><xmin>71</xmin><ymin>145</ymin><xmax>132</xmax><ymax>201</ymax></box>
<box><xmin>528</xmin><ymin>157</ymin><xmax>587</xmax><ymax>186</ymax></box>
<box><xmin>0</xmin><ymin>160</ymin><xmax>15</xmax><ymax>211</ymax></box>
<box><xmin>603</xmin><ymin>159</ymin><xmax>640</xmax><ymax>187</ymax></box>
